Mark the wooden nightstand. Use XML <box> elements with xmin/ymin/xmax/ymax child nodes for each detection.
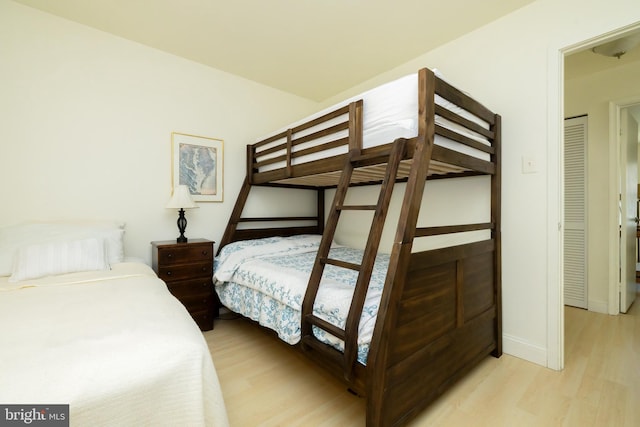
<box><xmin>151</xmin><ymin>239</ymin><xmax>215</xmax><ymax>331</ymax></box>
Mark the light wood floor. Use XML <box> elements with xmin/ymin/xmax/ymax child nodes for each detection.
<box><xmin>204</xmin><ymin>298</ymin><xmax>640</xmax><ymax>426</ymax></box>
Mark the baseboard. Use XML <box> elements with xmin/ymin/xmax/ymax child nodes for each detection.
<box><xmin>587</xmin><ymin>299</ymin><xmax>608</xmax><ymax>314</ymax></box>
<box><xmin>502</xmin><ymin>334</ymin><xmax>547</xmax><ymax>367</ymax></box>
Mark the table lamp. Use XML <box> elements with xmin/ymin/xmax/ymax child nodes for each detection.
<box><xmin>166</xmin><ymin>185</ymin><xmax>199</xmax><ymax>243</ymax></box>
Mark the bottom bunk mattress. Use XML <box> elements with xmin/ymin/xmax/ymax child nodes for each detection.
<box><xmin>213</xmin><ymin>235</ymin><xmax>388</xmax><ymax>365</ymax></box>
<box><xmin>0</xmin><ymin>262</ymin><xmax>229</xmax><ymax>427</ymax></box>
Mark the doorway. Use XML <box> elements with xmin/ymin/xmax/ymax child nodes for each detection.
<box><xmin>559</xmin><ymin>26</ymin><xmax>640</xmax><ymax>371</ymax></box>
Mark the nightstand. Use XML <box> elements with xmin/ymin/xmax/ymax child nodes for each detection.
<box><xmin>151</xmin><ymin>239</ymin><xmax>215</xmax><ymax>331</ymax></box>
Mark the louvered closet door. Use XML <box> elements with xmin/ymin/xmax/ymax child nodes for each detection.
<box><xmin>564</xmin><ymin>116</ymin><xmax>588</xmax><ymax>309</ymax></box>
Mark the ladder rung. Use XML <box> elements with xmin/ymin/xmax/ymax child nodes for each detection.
<box><xmin>305</xmin><ymin>314</ymin><xmax>346</xmax><ymax>340</ymax></box>
<box><xmin>322</xmin><ymin>257</ymin><xmax>361</xmax><ymax>271</ymax></box>
<box><xmin>337</xmin><ymin>204</ymin><xmax>377</xmax><ymax>211</ymax></box>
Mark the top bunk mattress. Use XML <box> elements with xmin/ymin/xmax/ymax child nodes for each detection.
<box><xmin>254</xmin><ymin>70</ymin><xmax>492</xmax><ymax>174</ymax></box>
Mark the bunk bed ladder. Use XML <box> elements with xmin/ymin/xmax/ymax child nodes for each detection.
<box><xmin>301</xmin><ymin>138</ymin><xmax>407</xmax><ymax>382</ymax></box>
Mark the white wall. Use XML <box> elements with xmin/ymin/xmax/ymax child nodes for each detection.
<box><xmin>323</xmin><ymin>0</ymin><xmax>640</xmax><ymax>368</ymax></box>
<box><xmin>565</xmin><ymin>60</ymin><xmax>640</xmax><ymax>312</ymax></box>
<box><xmin>0</xmin><ymin>0</ymin><xmax>319</xmax><ymax>264</ymax></box>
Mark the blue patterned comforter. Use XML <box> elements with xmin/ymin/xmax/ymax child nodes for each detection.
<box><xmin>213</xmin><ymin>235</ymin><xmax>389</xmax><ymax>365</ymax></box>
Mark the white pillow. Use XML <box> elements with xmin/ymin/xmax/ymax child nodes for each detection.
<box><xmin>9</xmin><ymin>237</ymin><xmax>110</xmax><ymax>282</ymax></box>
<box><xmin>0</xmin><ymin>221</ymin><xmax>125</xmax><ymax>276</ymax></box>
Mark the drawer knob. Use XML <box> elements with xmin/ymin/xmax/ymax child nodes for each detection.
<box><xmin>167</xmin><ymin>253</ymin><xmax>173</xmax><ymax>258</ymax></box>
<box><xmin>201</xmin><ymin>267</ymin><xmax>207</xmax><ymax>272</ymax></box>
<box><xmin>166</xmin><ymin>271</ymin><xmax>172</xmax><ymax>276</ymax></box>
<box><xmin>202</xmin><ymin>250</ymin><xmax>209</xmax><ymax>256</ymax></box>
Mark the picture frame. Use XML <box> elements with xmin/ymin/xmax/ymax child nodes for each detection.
<box><xmin>171</xmin><ymin>132</ymin><xmax>224</xmax><ymax>202</ymax></box>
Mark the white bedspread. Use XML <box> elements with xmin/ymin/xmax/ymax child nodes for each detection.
<box><xmin>214</xmin><ymin>236</ymin><xmax>389</xmax><ymax>365</ymax></box>
<box><xmin>0</xmin><ymin>262</ymin><xmax>229</xmax><ymax>427</ymax></box>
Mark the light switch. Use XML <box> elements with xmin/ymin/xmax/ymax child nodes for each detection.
<box><xmin>522</xmin><ymin>155</ymin><xmax>538</xmax><ymax>174</ymax></box>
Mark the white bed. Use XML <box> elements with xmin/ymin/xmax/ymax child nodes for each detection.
<box><xmin>254</xmin><ymin>70</ymin><xmax>491</xmax><ymax>172</ymax></box>
<box><xmin>0</xmin><ymin>222</ymin><xmax>229</xmax><ymax>427</ymax></box>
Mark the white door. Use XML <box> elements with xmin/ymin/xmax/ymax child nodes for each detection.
<box><xmin>564</xmin><ymin>116</ymin><xmax>588</xmax><ymax>308</ymax></box>
<box><xmin>620</xmin><ymin>108</ymin><xmax>638</xmax><ymax>313</ymax></box>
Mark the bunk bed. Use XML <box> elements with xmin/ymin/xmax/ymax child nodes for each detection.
<box><xmin>214</xmin><ymin>67</ymin><xmax>501</xmax><ymax>427</ymax></box>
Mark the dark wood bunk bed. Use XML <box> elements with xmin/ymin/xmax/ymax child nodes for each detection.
<box><xmin>216</xmin><ymin>67</ymin><xmax>502</xmax><ymax>427</ymax></box>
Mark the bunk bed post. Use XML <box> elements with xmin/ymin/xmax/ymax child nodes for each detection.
<box><xmin>366</xmin><ymin>67</ymin><xmax>437</xmax><ymax>427</ymax></box>
<box><xmin>348</xmin><ymin>100</ymin><xmax>364</xmax><ymax>155</ymax></box>
<box><xmin>492</xmin><ymin>114</ymin><xmax>502</xmax><ymax>357</ymax></box>
<box><xmin>246</xmin><ymin>144</ymin><xmax>254</xmax><ymax>185</ymax></box>
<box><xmin>317</xmin><ymin>188</ymin><xmax>325</xmax><ymax>236</ymax></box>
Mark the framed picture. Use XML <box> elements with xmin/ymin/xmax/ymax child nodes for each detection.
<box><xmin>171</xmin><ymin>132</ymin><xmax>224</xmax><ymax>202</ymax></box>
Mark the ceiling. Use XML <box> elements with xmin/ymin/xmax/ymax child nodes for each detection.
<box><xmin>565</xmin><ymin>33</ymin><xmax>640</xmax><ymax>80</ymax></box>
<box><xmin>13</xmin><ymin>0</ymin><xmax>535</xmax><ymax>101</ymax></box>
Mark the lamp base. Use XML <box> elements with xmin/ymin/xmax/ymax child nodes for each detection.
<box><xmin>176</xmin><ymin>208</ymin><xmax>188</xmax><ymax>244</ymax></box>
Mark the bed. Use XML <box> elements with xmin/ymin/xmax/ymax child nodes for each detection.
<box><xmin>215</xmin><ymin>235</ymin><xmax>389</xmax><ymax>364</ymax></box>
<box><xmin>215</xmin><ymin>67</ymin><xmax>501</xmax><ymax>427</ymax></box>
<box><xmin>0</xmin><ymin>221</ymin><xmax>229</xmax><ymax>427</ymax></box>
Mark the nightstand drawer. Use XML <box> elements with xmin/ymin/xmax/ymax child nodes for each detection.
<box><xmin>178</xmin><ymin>293</ymin><xmax>214</xmax><ymax>313</ymax></box>
<box><xmin>191</xmin><ymin>309</ymin><xmax>214</xmax><ymax>331</ymax></box>
<box><xmin>156</xmin><ymin>243</ymin><xmax>213</xmax><ymax>266</ymax></box>
<box><xmin>157</xmin><ymin>263</ymin><xmax>213</xmax><ymax>282</ymax></box>
<box><xmin>166</xmin><ymin>278</ymin><xmax>213</xmax><ymax>299</ymax></box>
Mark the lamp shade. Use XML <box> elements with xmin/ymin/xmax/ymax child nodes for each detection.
<box><xmin>166</xmin><ymin>185</ymin><xmax>198</xmax><ymax>209</ymax></box>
